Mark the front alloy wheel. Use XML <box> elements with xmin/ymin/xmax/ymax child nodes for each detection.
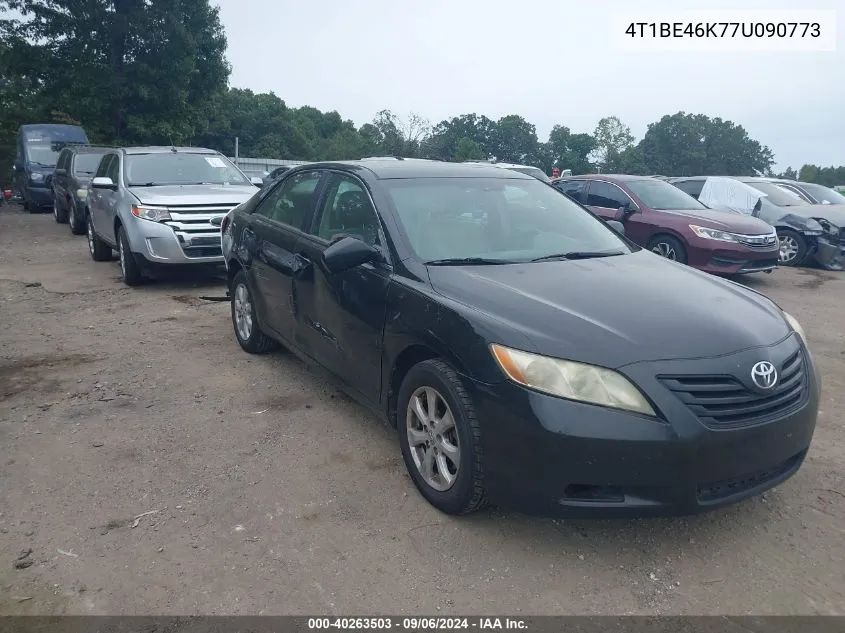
<box><xmin>406</xmin><ymin>386</ymin><xmax>461</xmax><ymax>491</ymax></box>
<box><xmin>777</xmin><ymin>230</ymin><xmax>807</xmax><ymax>266</ymax></box>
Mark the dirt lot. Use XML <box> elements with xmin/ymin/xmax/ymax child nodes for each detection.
<box><xmin>0</xmin><ymin>203</ymin><xmax>844</xmax><ymax>616</ymax></box>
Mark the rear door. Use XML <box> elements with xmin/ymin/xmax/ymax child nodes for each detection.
<box><xmin>243</xmin><ymin>170</ymin><xmax>326</xmax><ymax>344</ymax></box>
<box><xmin>291</xmin><ymin>171</ymin><xmax>391</xmax><ymax>406</ymax></box>
<box><xmin>52</xmin><ymin>150</ymin><xmax>70</xmax><ymax>206</ymax></box>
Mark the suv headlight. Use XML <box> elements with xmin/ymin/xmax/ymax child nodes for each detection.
<box><xmin>30</xmin><ymin>172</ymin><xmax>44</xmax><ymax>183</ymax></box>
<box><xmin>131</xmin><ymin>204</ymin><xmax>171</xmax><ymax>222</ymax></box>
<box><xmin>783</xmin><ymin>311</ymin><xmax>806</xmax><ymax>344</ymax></box>
<box><xmin>689</xmin><ymin>225</ymin><xmax>740</xmax><ymax>242</ymax></box>
<box><xmin>76</xmin><ymin>188</ymin><xmax>88</xmax><ymax>199</ymax></box>
<box><xmin>490</xmin><ymin>344</ymin><xmax>656</xmax><ymax>416</ymax></box>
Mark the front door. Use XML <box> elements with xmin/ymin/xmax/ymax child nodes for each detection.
<box><xmin>584</xmin><ymin>180</ymin><xmax>651</xmax><ymax>245</ymax></box>
<box><xmin>245</xmin><ymin>170</ymin><xmax>325</xmax><ymax>344</ymax></box>
<box><xmin>89</xmin><ymin>153</ymin><xmax>117</xmax><ymax>243</ymax></box>
<box><xmin>291</xmin><ymin>171</ymin><xmax>391</xmax><ymax>406</ymax></box>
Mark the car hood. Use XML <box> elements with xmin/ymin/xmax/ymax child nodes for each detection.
<box><xmin>657</xmin><ymin>208</ymin><xmax>773</xmax><ymax>233</ymax></box>
<box><xmin>128</xmin><ymin>184</ymin><xmax>258</xmax><ymax>206</ymax></box>
<box><xmin>771</xmin><ymin>203</ymin><xmax>845</xmax><ymax>226</ymax></box>
<box><xmin>426</xmin><ymin>250</ymin><xmax>790</xmax><ymax>369</ymax></box>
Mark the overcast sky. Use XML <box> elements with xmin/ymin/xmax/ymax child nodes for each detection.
<box><xmin>217</xmin><ymin>0</ymin><xmax>843</xmax><ymax>171</ymax></box>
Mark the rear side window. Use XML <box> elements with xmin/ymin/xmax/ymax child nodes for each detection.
<box><xmin>585</xmin><ymin>181</ymin><xmax>632</xmax><ymax>208</ymax></box>
<box><xmin>254</xmin><ymin>170</ymin><xmax>323</xmax><ymax>229</ymax></box>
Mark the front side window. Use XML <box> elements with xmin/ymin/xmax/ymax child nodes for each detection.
<box><xmin>254</xmin><ymin>170</ymin><xmax>323</xmax><ymax>229</ymax></box>
<box><xmin>95</xmin><ymin>154</ymin><xmax>115</xmax><ymax>179</ymax></box>
<box><xmin>799</xmin><ymin>182</ymin><xmax>845</xmax><ymax>205</ymax></box>
<box><xmin>315</xmin><ymin>174</ymin><xmax>381</xmax><ymax>247</ymax></box>
<box><xmin>626</xmin><ymin>178</ymin><xmax>708</xmax><ymax>211</ymax></box>
<box><xmin>385</xmin><ymin>177</ymin><xmax>632</xmax><ymax>263</ymax></box>
<box><xmin>124</xmin><ymin>152</ymin><xmax>250</xmax><ymax>187</ymax></box>
<box><xmin>106</xmin><ymin>155</ymin><xmax>120</xmax><ymax>183</ymax></box>
<box><xmin>585</xmin><ymin>181</ymin><xmax>632</xmax><ymax>209</ymax></box>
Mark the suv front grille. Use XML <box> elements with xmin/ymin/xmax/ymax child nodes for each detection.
<box><xmin>658</xmin><ymin>349</ymin><xmax>807</xmax><ymax>429</ymax></box>
<box><xmin>162</xmin><ymin>204</ymin><xmax>234</xmax><ymax>259</ymax></box>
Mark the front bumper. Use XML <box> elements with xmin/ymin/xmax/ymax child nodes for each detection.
<box><xmin>694</xmin><ymin>245</ymin><xmax>779</xmax><ymax>275</ymax></box>
<box><xmin>814</xmin><ymin>235</ymin><xmax>845</xmax><ymax>271</ymax></box>
<box><xmin>125</xmin><ymin>216</ymin><xmax>224</xmax><ymax>266</ymax></box>
<box><xmin>25</xmin><ymin>186</ymin><xmax>53</xmax><ymax>207</ymax></box>
<box><xmin>471</xmin><ymin>334</ymin><xmax>819</xmax><ymax>517</ymax></box>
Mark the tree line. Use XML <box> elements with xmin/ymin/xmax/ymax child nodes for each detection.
<box><xmin>1</xmin><ymin>0</ymin><xmax>842</xmax><ymax>188</ymax></box>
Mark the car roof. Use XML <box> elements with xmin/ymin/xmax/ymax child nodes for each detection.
<box><xmin>119</xmin><ymin>146</ymin><xmax>220</xmax><ymax>155</ymax></box>
<box><xmin>560</xmin><ymin>174</ymin><xmax>657</xmax><ymax>183</ymax></box>
<box><xmin>294</xmin><ymin>158</ymin><xmax>534</xmax><ymax>180</ymax></box>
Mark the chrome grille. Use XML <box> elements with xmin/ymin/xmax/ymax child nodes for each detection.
<box><xmin>658</xmin><ymin>349</ymin><xmax>807</xmax><ymax>430</ymax></box>
<box><xmin>737</xmin><ymin>233</ymin><xmax>778</xmax><ymax>249</ymax></box>
<box><xmin>162</xmin><ymin>204</ymin><xmax>234</xmax><ymax>258</ymax></box>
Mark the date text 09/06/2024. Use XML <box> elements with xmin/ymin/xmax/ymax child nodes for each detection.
<box><xmin>307</xmin><ymin>617</ymin><xmax>528</xmax><ymax>630</ymax></box>
<box><xmin>624</xmin><ymin>21</ymin><xmax>821</xmax><ymax>38</ymax></box>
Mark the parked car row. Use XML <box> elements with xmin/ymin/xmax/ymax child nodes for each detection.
<box><xmin>550</xmin><ymin>174</ymin><xmax>845</xmax><ymax>273</ymax></box>
<box><xmin>14</xmin><ymin>138</ymin><xmax>822</xmax><ymax>518</ymax></box>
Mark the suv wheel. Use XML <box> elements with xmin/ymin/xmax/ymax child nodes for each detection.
<box><xmin>54</xmin><ymin>195</ymin><xmax>68</xmax><ymax>223</ymax></box>
<box><xmin>777</xmin><ymin>229</ymin><xmax>808</xmax><ymax>267</ymax></box>
<box><xmin>68</xmin><ymin>200</ymin><xmax>84</xmax><ymax>235</ymax></box>
<box><xmin>230</xmin><ymin>270</ymin><xmax>278</xmax><ymax>354</ymax></box>
<box><xmin>117</xmin><ymin>226</ymin><xmax>144</xmax><ymax>286</ymax></box>
<box><xmin>87</xmin><ymin>212</ymin><xmax>112</xmax><ymax>262</ymax></box>
<box><xmin>397</xmin><ymin>359</ymin><xmax>488</xmax><ymax>515</ymax></box>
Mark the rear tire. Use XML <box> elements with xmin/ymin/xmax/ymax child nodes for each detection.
<box><xmin>68</xmin><ymin>200</ymin><xmax>85</xmax><ymax>234</ymax></box>
<box><xmin>230</xmin><ymin>270</ymin><xmax>278</xmax><ymax>354</ymax></box>
<box><xmin>87</xmin><ymin>212</ymin><xmax>112</xmax><ymax>262</ymax></box>
<box><xmin>647</xmin><ymin>234</ymin><xmax>688</xmax><ymax>264</ymax></box>
<box><xmin>776</xmin><ymin>229</ymin><xmax>808</xmax><ymax>267</ymax></box>
<box><xmin>117</xmin><ymin>226</ymin><xmax>144</xmax><ymax>286</ymax></box>
<box><xmin>397</xmin><ymin>359</ymin><xmax>488</xmax><ymax>515</ymax></box>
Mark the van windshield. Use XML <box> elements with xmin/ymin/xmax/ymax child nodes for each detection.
<box><xmin>25</xmin><ymin>143</ymin><xmax>61</xmax><ymax>168</ymax></box>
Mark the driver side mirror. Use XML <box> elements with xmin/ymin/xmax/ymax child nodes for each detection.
<box><xmin>13</xmin><ymin>161</ymin><xmax>23</xmax><ymax>172</ymax></box>
<box><xmin>91</xmin><ymin>176</ymin><xmax>116</xmax><ymax>190</ymax></box>
<box><xmin>250</xmin><ymin>177</ymin><xmax>263</xmax><ymax>186</ymax></box>
<box><xmin>322</xmin><ymin>236</ymin><xmax>380</xmax><ymax>273</ymax></box>
<box><xmin>55</xmin><ymin>168</ymin><xmax>67</xmax><ymax>177</ymax></box>
<box><xmin>606</xmin><ymin>220</ymin><xmax>625</xmax><ymax>235</ymax></box>
<box><xmin>614</xmin><ymin>201</ymin><xmax>636</xmax><ymax>221</ymax></box>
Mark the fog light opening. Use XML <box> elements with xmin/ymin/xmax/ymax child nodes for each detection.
<box><xmin>563</xmin><ymin>484</ymin><xmax>625</xmax><ymax>503</ymax></box>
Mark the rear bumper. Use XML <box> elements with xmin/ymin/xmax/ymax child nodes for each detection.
<box><xmin>24</xmin><ymin>186</ymin><xmax>53</xmax><ymax>207</ymax></box>
<box><xmin>470</xmin><ymin>335</ymin><xmax>819</xmax><ymax>517</ymax></box>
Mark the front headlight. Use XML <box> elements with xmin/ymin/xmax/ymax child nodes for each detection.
<box><xmin>76</xmin><ymin>188</ymin><xmax>88</xmax><ymax>199</ymax></box>
<box><xmin>30</xmin><ymin>172</ymin><xmax>44</xmax><ymax>183</ymax></box>
<box><xmin>783</xmin><ymin>311</ymin><xmax>806</xmax><ymax>344</ymax></box>
<box><xmin>130</xmin><ymin>204</ymin><xmax>171</xmax><ymax>222</ymax></box>
<box><xmin>814</xmin><ymin>218</ymin><xmax>840</xmax><ymax>236</ymax></box>
<box><xmin>490</xmin><ymin>344</ymin><xmax>657</xmax><ymax>417</ymax></box>
<box><xmin>689</xmin><ymin>224</ymin><xmax>740</xmax><ymax>242</ymax></box>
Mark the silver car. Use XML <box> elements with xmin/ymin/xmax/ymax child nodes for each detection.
<box><xmin>85</xmin><ymin>146</ymin><xmax>261</xmax><ymax>286</ymax></box>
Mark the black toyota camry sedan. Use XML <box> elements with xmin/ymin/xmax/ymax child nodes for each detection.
<box><xmin>222</xmin><ymin>158</ymin><xmax>819</xmax><ymax>518</ymax></box>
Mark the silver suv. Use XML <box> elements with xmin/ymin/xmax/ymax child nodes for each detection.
<box><xmin>85</xmin><ymin>147</ymin><xmax>261</xmax><ymax>286</ymax></box>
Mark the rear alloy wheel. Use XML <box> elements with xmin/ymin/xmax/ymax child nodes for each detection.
<box><xmin>54</xmin><ymin>196</ymin><xmax>68</xmax><ymax>223</ymax></box>
<box><xmin>648</xmin><ymin>234</ymin><xmax>688</xmax><ymax>264</ymax></box>
<box><xmin>230</xmin><ymin>270</ymin><xmax>278</xmax><ymax>354</ymax></box>
<box><xmin>87</xmin><ymin>212</ymin><xmax>112</xmax><ymax>262</ymax></box>
<box><xmin>776</xmin><ymin>229</ymin><xmax>808</xmax><ymax>267</ymax></box>
<box><xmin>117</xmin><ymin>226</ymin><xmax>144</xmax><ymax>286</ymax></box>
<box><xmin>397</xmin><ymin>359</ymin><xmax>487</xmax><ymax>515</ymax></box>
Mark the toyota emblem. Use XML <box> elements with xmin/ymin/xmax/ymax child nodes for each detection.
<box><xmin>750</xmin><ymin>361</ymin><xmax>778</xmax><ymax>390</ymax></box>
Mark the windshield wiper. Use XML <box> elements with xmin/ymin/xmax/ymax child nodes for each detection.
<box><xmin>531</xmin><ymin>251</ymin><xmax>626</xmax><ymax>262</ymax></box>
<box><xmin>424</xmin><ymin>257</ymin><xmax>513</xmax><ymax>266</ymax></box>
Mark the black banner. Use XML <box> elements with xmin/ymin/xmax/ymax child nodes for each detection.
<box><xmin>1</xmin><ymin>617</ymin><xmax>845</xmax><ymax>633</ymax></box>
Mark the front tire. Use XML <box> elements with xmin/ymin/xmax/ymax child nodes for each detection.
<box><xmin>230</xmin><ymin>270</ymin><xmax>278</xmax><ymax>354</ymax></box>
<box><xmin>54</xmin><ymin>195</ymin><xmax>68</xmax><ymax>223</ymax></box>
<box><xmin>777</xmin><ymin>229</ymin><xmax>808</xmax><ymax>267</ymax></box>
<box><xmin>117</xmin><ymin>226</ymin><xmax>144</xmax><ymax>286</ymax></box>
<box><xmin>87</xmin><ymin>212</ymin><xmax>112</xmax><ymax>262</ymax></box>
<box><xmin>397</xmin><ymin>359</ymin><xmax>487</xmax><ymax>515</ymax></box>
<box><xmin>68</xmin><ymin>200</ymin><xmax>85</xmax><ymax>234</ymax></box>
<box><xmin>648</xmin><ymin>234</ymin><xmax>688</xmax><ymax>264</ymax></box>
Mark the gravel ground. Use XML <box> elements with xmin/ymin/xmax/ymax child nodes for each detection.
<box><xmin>1</xmin><ymin>204</ymin><xmax>844</xmax><ymax>616</ymax></box>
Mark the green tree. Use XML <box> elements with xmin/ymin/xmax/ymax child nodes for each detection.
<box><xmin>489</xmin><ymin>115</ymin><xmax>539</xmax><ymax>164</ymax></box>
<box><xmin>453</xmin><ymin>137</ymin><xmax>485</xmax><ymax>162</ymax></box>
<box><xmin>777</xmin><ymin>167</ymin><xmax>798</xmax><ymax>180</ymax></box>
<box><xmin>545</xmin><ymin>125</ymin><xmax>595</xmax><ymax>174</ymax></box>
<box><xmin>638</xmin><ymin>112</ymin><xmax>774</xmax><ymax>176</ymax></box>
<box><xmin>0</xmin><ymin>0</ymin><xmax>229</xmax><ymax>144</ymax></box>
<box><xmin>590</xmin><ymin>116</ymin><xmax>634</xmax><ymax>172</ymax></box>
<box><xmin>423</xmin><ymin>113</ymin><xmax>496</xmax><ymax>161</ymax></box>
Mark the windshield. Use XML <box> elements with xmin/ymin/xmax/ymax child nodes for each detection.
<box><xmin>385</xmin><ymin>177</ymin><xmax>633</xmax><ymax>263</ymax></box>
<box><xmin>73</xmin><ymin>153</ymin><xmax>106</xmax><ymax>176</ymax></box>
<box><xmin>626</xmin><ymin>179</ymin><xmax>707</xmax><ymax>210</ymax></box>
<box><xmin>742</xmin><ymin>181</ymin><xmax>811</xmax><ymax>207</ymax></box>
<box><xmin>25</xmin><ymin>143</ymin><xmax>61</xmax><ymax>168</ymax></box>
<box><xmin>125</xmin><ymin>153</ymin><xmax>250</xmax><ymax>186</ymax></box>
<box><xmin>506</xmin><ymin>166</ymin><xmax>551</xmax><ymax>183</ymax></box>
<box><xmin>799</xmin><ymin>182</ymin><xmax>845</xmax><ymax>205</ymax></box>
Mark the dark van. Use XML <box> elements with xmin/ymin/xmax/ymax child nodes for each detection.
<box><xmin>14</xmin><ymin>124</ymin><xmax>89</xmax><ymax>212</ymax></box>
